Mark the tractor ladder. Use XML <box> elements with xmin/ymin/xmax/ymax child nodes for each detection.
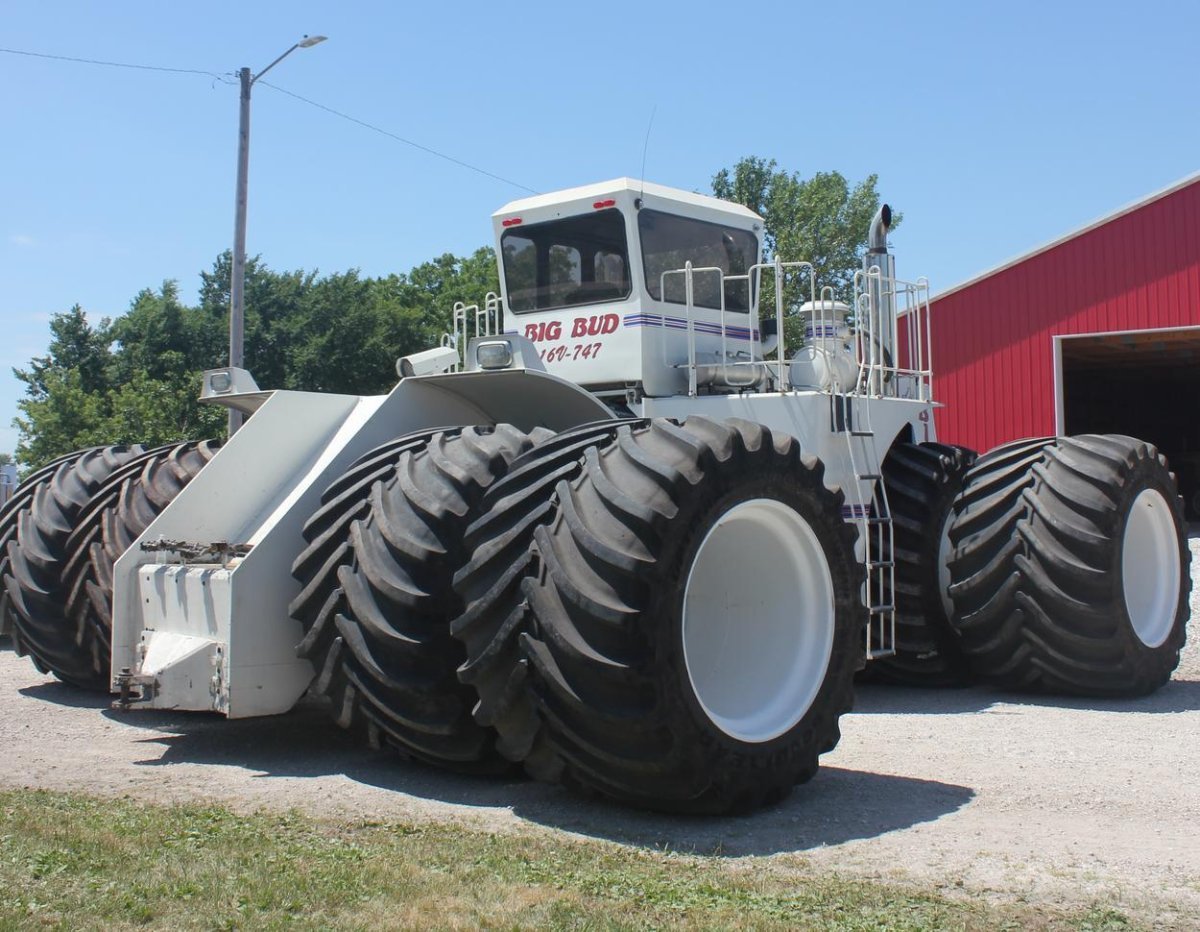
<box><xmin>833</xmin><ymin>390</ymin><xmax>896</xmax><ymax>660</ymax></box>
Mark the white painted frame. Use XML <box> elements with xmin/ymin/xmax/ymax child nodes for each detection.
<box><xmin>1052</xmin><ymin>325</ymin><xmax>1200</xmax><ymax>434</ymax></box>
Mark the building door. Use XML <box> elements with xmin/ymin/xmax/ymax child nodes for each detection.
<box><xmin>1056</xmin><ymin>327</ymin><xmax>1200</xmax><ymax>518</ymax></box>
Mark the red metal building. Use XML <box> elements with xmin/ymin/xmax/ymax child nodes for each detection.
<box><xmin>928</xmin><ymin>172</ymin><xmax>1200</xmax><ymax>512</ymax></box>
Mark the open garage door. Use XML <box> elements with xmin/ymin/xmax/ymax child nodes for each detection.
<box><xmin>1058</xmin><ymin>327</ymin><xmax>1200</xmax><ymax>518</ymax></box>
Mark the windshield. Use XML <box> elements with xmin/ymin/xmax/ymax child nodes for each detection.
<box><xmin>501</xmin><ymin>209</ymin><xmax>631</xmax><ymax>313</ymax></box>
<box><xmin>639</xmin><ymin>210</ymin><xmax>758</xmax><ymax>312</ymax></box>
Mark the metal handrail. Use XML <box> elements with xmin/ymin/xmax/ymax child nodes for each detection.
<box><xmin>851</xmin><ymin>268</ymin><xmax>934</xmax><ymax>401</ymax></box>
<box><xmin>443</xmin><ymin>292</ymin><xmax>504</xmax><ymax>371</ymax></box>
<box><xmin>661</xmin><ymin>258</ymin><xmax>844</xmax><ymax>393</ymax></box>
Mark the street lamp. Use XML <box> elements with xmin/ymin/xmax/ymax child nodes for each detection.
<box><xmin>227</xmin><ymin>34</ymin><xmax>327</xmax><ymax>436</ymax></box>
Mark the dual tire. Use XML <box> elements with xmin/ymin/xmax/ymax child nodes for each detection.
<box><xmin>946</xmin><ymin>434</ymin><xmax>1190</xmax><ymax>696</ymax></box>
<box><xmin>293</xmin><ymin>416</ymin><xmax>864</xmax><ymax>813</ymax></box>
<box><xmin>1</xmin><ymin>442</ymin><xmax>218</xmax><ymax>689</ymax></box>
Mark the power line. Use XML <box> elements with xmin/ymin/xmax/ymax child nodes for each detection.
<box><xmin>0</xmin><ymin>44</ymin><xmax>537</xmax><ymax>194</ymax></box>
<box><xmin>0</xmin><ymin>46</ymin><xmax>232</xmax><ymax>82</ymax></box>
<box><xmin>258</xmin><ymin>80</ymin><xmax>538</xmax><ymax>195</ymax></box>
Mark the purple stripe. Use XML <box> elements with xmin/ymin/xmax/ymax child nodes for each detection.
<box><xmin>623</xmin><ymin>314</ymin><xmax>759</xmax><ymax>341</ymax></box>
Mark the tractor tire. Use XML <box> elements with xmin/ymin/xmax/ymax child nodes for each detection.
<box><xmin>0</xmin><ymin>450</ymin><xmax>94</xmax><ymax>643</ymax></box>
<box><xmin>867</xmin><ymin>442</ymin><xmax>976</xmax><ymax>687</ymax></box>
<box><xmin>451</xmin><ymin>419</ymin><xmax>640</xmax><ymax>778</ymax></box>
<box><xmin>947</xmin><ymin>434</ymin><xmax>1191</xmax><ymax>696</ymax></box>
<box><xmin>518</xmin><ymin>417</ymin><xmax>864</xmax><ymax>814</ymax></box>
<box><xmin>290</xmin><ymin>431</ymin><xmax>451</xmax><ymax>590</ymax></box>
<box><xmin>289</xmin><ymin>424</ymin><xmax>550</xmax><ymax>773</ymax></box>
<box><xmin>56</xmin><ymin>441</ymin><xmax>221</xmax><ymax>689</ymax></box>
<box><xmin>2</xmin><ymin>446</ymin><xmax>151</xmax><ymax>686</ymax></box>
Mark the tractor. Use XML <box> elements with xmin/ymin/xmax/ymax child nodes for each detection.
<box><xmin>1</xmin><ymin>179</ymin><xmax>1191</xmax><ymax>813</ymax></box>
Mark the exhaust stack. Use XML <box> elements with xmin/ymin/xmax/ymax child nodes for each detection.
<box><xmin>862</xmin><ymin>203</ymin><xmax>896</xmax><ymax>393</ymax></box>
<box><xmin>868</xmin><ymin>203</ymin><xmax>892</xmax><ymax>254</ymax></box>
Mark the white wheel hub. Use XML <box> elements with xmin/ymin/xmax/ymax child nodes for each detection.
<box><xmin>682</xmin><ymin>498</ymin><xmax>835</xmax><ymax>743</ymax></box>
<box><xmin>936</xmin><ymin>509</ymin><xmax>956</xmax><ymax>621</ymax></box>
<box><xmin>1122</xmin><ymin>488</ymin><xmax>1179</xmax><ymax>648</ymax></box>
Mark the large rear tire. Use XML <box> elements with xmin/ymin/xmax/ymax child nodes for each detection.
<box><xmin>947</xmin><ymin>434</ymin><xmax>1190</xmax><ymax>696</ymax></box>
<box><xmin>867</xmin><ymin>441</ymin><xmax>976</xmax><ymax>687</ymax></box>
<box><xmin>59</xmin><ymin>441</ymin><xmax>220</xmax><ymax>688</ymax></box>
<box><xmin>518</xmin><ymin>417</ymin><xmax>863</xmax><ymax>813</ymax></box>
<box><xmin>289</xmin><ymin>425</ymin><xmax>549</xmax><ymax>773</ymax></box>
<box><xmin>3</xmin><ymin>442</ymin><xmax>217</xmax><ymax>689</ymax></box>
<box><xmin>451</xmin><ymin>419</ymin><xmax>638</xmax><ymax>778</ymax></box>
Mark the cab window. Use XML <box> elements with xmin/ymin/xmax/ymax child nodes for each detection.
<box><xmin>501</xmin><ymin>209</ymin><xmax>631</xmax><ymax>312</ymax></box>
<box><xmin>638</xmin><ymin>210</ymin><xmax>758</xmax><ymax>312</ymax></box>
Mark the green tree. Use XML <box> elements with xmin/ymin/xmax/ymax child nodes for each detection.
<box><xmin>0</xmin><ymin>452</ymin><xmax>14</xmax><ymax>467</ymax></box>
<box><xmin>12</xmin><ymin>367</ymin><xmax>111</xmax><ymax>465</ymax></box>
<box><xmin>15</xmin><ymin>305</ymin><xmax>112</xmax><ymax>400</ymax></box>
<box><xmin>712</xmin><ymin>157</ymin><xmax>896</xmax><ymax>293</ymax></box>
<box><xmin>12</xmin><ymin>306</ymin><xmax>115</xmax><ymax>466</ymax></box>
<box><xmin>712</xmin><ymin>158</ymin><xmax>898</xmax><ymax>345</ymax></box>
<box><xmin>12</xmin><ymin>248</ymin><xmax>503</xmax><ymax>470</ymax></box>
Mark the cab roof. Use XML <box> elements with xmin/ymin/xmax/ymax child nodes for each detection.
<box><xmin>493</xmin><ymin>178</ymin><xmax>763</xmax><ymax>223</ymax></box>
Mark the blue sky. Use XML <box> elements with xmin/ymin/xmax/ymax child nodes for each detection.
<box><xmin>2</xmin><ymin>1</ymin><xmax>1197</xmax><ymax>455</ymax></box>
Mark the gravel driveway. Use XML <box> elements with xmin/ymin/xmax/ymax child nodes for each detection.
<box><xmin>2</xmin><ymin>533</ymin><xmax>1197</xmax><ymax>926</ymax></box>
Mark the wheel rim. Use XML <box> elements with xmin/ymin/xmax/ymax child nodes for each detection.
<box><xmin>936</xmin><ymin>509</ymin><xmax>955</xmax><ymax>622</ymax></box>
<box><xmin>1121</xmin><ymin>488</ymin><xmax>1179</xmax><ymax>648</ymax></box>
<box><xmin>682</xmin><ymin>498</ymin><xmax>835</xmax><ymax>743</ymax></box>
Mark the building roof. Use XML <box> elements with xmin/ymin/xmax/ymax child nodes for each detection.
<box><xmin>493</xmin><ymin>178</ymin><xmax>762</xmax><ymax>222</ymax></box>
<box><xmin>933</xmin><ymin>169</ymin><xmax>1200</xmax><ymax>302</ymax></box>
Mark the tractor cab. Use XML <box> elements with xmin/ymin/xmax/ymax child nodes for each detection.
<box><xmin>487</xmin><ymin>178</ymin><xmax>766</xmax><ymax>399</ymax></box>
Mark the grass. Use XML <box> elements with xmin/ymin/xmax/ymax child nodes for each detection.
<box><xmin>0</xmin><ymin>789</ymin><xmax>1140</xmax><ymax>931</ymax></box>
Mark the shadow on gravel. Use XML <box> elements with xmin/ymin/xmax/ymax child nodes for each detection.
<box><xmin>19</xmin><ymin>680</ymin><xmax>114</xmax><ymax>710</ymax></box>
<box><xmin>510</xmin><ymin>767</ymin><xmax>974</xmax><ymax>857</ymax></box>
<box><xmin>89</xmin><ymin>698</ymin><xmax>973</xmax><ymax>857</ymax></box>
<box><xmin>852</xmin><ymin>678</ymin><xmax>1200</xmax><ymax>715</ymax></box>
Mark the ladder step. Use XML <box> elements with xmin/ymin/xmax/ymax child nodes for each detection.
<box><xmin>849</xmin><ymin>430</ymin><xmax>874</xmax><ymax>437</ymax></box>
<box><xmin>866</xmin><ymin>515</ymin><xmax>891</xmax><ymax>525</ymax></box>
<box><xmin>868</xmin><ymin>560</ymin><xmax>895</xmax><ymax>569</ymax></box>
<box><xmin>858</xmin><ymin>473</ymin><xmax>882</xmax><ymax>481</ymax></box>
<box><xmin>869</xmin><ymin>603</ymin><xmax>896</xmax><ymax>615</ymax></box>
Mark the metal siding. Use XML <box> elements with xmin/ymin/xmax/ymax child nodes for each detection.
<box><xmin>929</xmin><ymin>179</ymin><xmax>1200</xmax><ymax>452</ymax></box>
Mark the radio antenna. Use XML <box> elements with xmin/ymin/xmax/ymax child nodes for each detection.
<box><xmin>639</xmin><ymin>105</ymin><xmax>657</xmax><ymax>201</ymax></box>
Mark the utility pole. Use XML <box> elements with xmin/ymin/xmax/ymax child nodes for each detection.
<box><xmin>229</xmin><ymin>66</ymin><xmax>252</xmax><ymax>436</ymax></box>
<box><xmin>227</xmin><ymin>36</ymin><xmax>326</xmax><ymax>437</ymax></box>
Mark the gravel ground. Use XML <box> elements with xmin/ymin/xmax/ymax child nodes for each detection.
<box><xmin>2</xmin><ymin>533</ymin><xmax>1197</xmax><ymax>926</ymax></box>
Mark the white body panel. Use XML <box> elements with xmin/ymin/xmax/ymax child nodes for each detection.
<box><xmin>637</xmin><ymin>393</ymin><xmax>937</xmax><ymax>559</ymax></box>
<box><xmin>112</xmin><ymin>368</ymin><xmax>613</xmax><ymax>718</ymax></box>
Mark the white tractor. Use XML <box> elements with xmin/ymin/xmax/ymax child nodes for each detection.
<box><xmin>1</xmin><ymin>179</ymin><xmax>1191</xmax><ymax>813</ymax></box>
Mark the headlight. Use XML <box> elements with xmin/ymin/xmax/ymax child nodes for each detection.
<box><xmin>476</xmin><ymin>341</ymin><xmax>514</xmax><ymax>370</ymax></box>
